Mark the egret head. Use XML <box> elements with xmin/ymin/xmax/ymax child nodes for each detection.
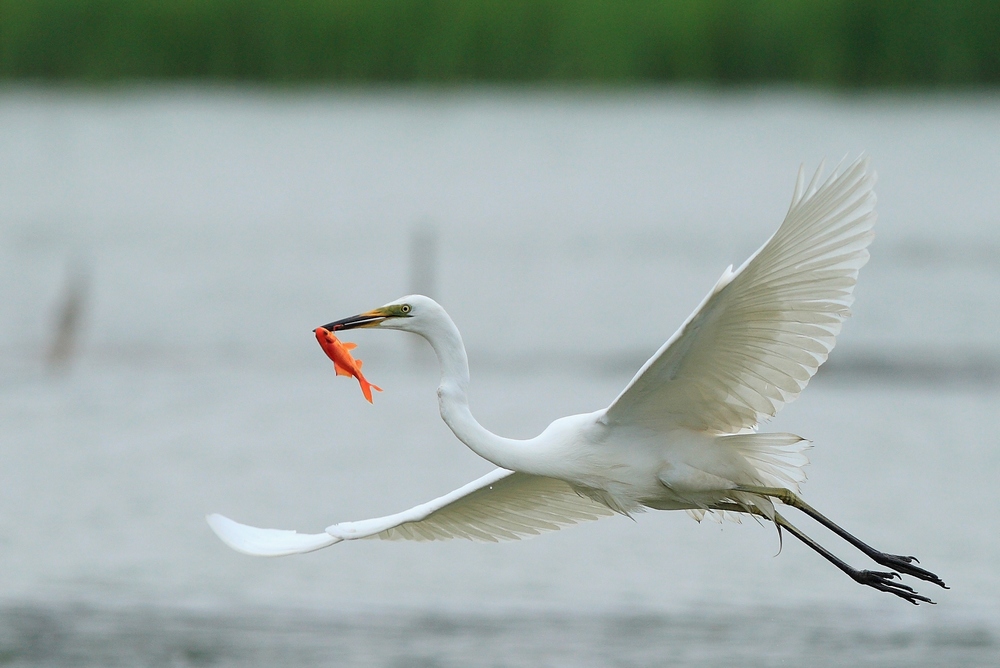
<box><xmin>321</xmin><ymin>294</ymin><xmax>443</xmax><ymax>336</ymax></box>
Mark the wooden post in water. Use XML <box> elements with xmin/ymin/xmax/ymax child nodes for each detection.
<box><xmin>46</xmin><ymin>260</ymin><xmax>88</xmax><ymax>372</ymax></box>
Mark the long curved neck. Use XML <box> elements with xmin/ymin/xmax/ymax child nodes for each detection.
<box><xmin>422</xmin><ymin>311</ymin><xmax>540</xmax><ymax>472</ymax></box>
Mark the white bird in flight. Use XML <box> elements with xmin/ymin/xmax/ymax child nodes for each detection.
<box><xmin>209</xmin><ymin>156</ymin><xmax>945</xmax><ymax>604</ymax></box>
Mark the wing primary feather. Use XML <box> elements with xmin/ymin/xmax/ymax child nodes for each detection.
<box><xmin>605</xmin><ymin>155</ymin><xmax>876</xmax><ymax>433</ymax></box>
<box><xmin>324</xmin><ymin>469</ymin><xmax>612</xmax><ymax>544</ymax></box>
<box><xmin>206</xmin><ymin>514</ymin><xmax>341</xmax><ymax>556</ymax></box>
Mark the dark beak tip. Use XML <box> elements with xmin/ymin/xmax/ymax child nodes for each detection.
<box><xmin>321</xmin><ymin>311</ymin><xmax>389</xmax><ymax>332</ymax></box>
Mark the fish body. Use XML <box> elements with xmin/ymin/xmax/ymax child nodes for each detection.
<box><xmin>314</xmin><ymin>327</ymin><xmax>382</xmax><ymax>403</ymax></box>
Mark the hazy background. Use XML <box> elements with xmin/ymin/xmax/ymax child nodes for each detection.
<box><xmin>2</xmin><ymin>3</ymin><xmax>999</xmax><ymax>667</ymax></box>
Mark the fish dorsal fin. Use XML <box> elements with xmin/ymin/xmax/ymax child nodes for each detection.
<box><xmin>342</xmin><ymin>342</ymin><xmax>357</xmax><ymax>351</ymax></box>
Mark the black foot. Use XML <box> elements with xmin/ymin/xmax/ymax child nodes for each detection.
<box><xmin>853</xmin><ymin>569</ymin><xmax>935</xmax><ymax>605</ymax></box>
<box><xmin>871</xmin><ymin>553</ymin><xmax>948</xmax><ymax>589</ymax></box>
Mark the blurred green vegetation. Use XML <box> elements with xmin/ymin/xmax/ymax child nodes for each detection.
<box><xmin>0</xmin><ymin>0</ymin><xmax>997</xmax><ymax>86</ymax></box>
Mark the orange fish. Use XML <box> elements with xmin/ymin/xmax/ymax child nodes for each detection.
<box><xmin>314</xmin><ymin>327</ymin><xmax>382</xmax><ymax>403</ymax></box>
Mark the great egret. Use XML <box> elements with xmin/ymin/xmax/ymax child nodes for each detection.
<box><xmin>209</xmin><ymin>156</ymin><xmax>946</xmax><ymax>604</ymax></box>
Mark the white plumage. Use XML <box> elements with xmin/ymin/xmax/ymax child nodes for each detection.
<box><xmin>208</xmin><ymin>468</ymin><xmax>612</xmax><ymax>556</ymax></box>
<box><xmin>209</xmin><ymin>156</ymin><xmax>946</xmax><ymax>604</ymax></box>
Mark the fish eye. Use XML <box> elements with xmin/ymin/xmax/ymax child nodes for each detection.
<box><xmin>400</xmin><ymin>304</ymin><xmax>411</xmax><ymax>314</ymax></box>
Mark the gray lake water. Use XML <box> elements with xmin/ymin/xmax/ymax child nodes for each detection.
<box><xmin>1</xmin><ymin>87</ymin><xmax>999</xmax><ymax>666</ymax></box>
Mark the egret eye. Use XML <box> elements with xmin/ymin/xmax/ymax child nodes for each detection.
<box><xmin>400</xmin><ymin>304</ymin><xmax>412</xmax><ymax>314</ymax></box>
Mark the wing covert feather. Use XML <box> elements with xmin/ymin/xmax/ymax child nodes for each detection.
<box><xmin>605</xmin><ymin>157</ymin><xmax>876</xmax><ymax>433</ymax></box>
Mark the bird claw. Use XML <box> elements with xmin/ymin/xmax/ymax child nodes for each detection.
<box><xmin>854</xmin><ymin>569</ymin><xmax>935</xmax><ymax>605</ymax></box>
<box><xmin>873</xmin><ymin>552</ymin><xmax>948</xmax><ymax>589</ymax></box>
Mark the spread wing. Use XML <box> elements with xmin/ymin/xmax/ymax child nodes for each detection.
<box><xmin>207</xmin><ymin>468</ymin><xmax>613</xmax><ymax>557</ymax></box>
<box><xmin>604</xmin><ymin>156</ymin><xmax>876</xmax><ymax>434</ymax></box>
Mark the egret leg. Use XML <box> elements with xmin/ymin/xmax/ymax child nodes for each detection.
<box><xmin>732</xmin><ymin>485</ymin><xmax>946</xmax><ymax>588</ymax></box>
<box><xmin>711</xmin><ymin>503</ymin><xmax>934</xmax><ymax>605</ymax></box>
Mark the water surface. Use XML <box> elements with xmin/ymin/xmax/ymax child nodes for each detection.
<box><xmin>1</xmin><ymin>88</ymin><xmax>998</xmax><ymax>665</ymax></box>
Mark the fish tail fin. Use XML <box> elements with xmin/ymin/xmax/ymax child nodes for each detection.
<box><xmin>358</xmin><ymin>378</ymin><xmax>383</xmax><ymax>404</ymax></box>
<box><xmin>360</xmin><ymin>379</ymin><xmax>374</xmax><ymax>403</ymax></box>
